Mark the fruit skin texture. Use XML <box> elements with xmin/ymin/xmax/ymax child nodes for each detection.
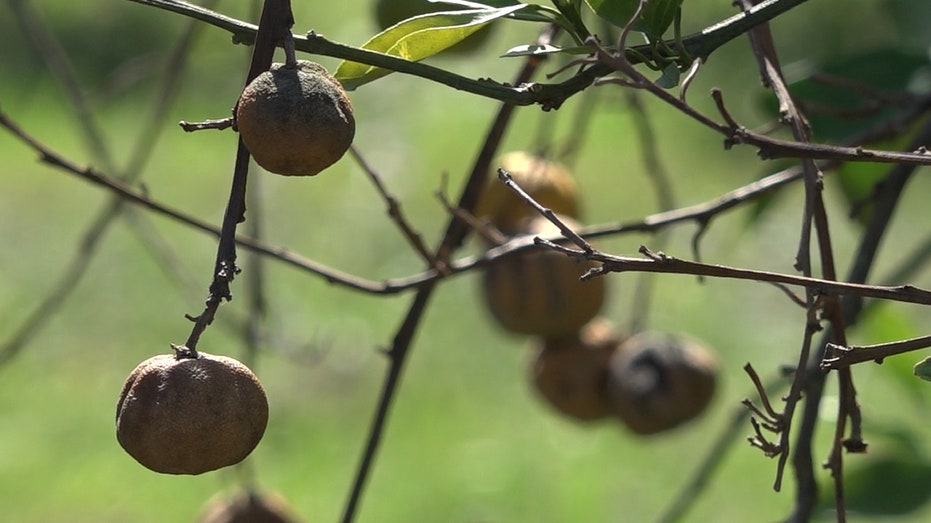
<box><xmin>482</xmin><ymin>215</ymin><xmax>605</xmax><ymax>337</ymax></box>
<box><xmin>198</xmin><ymin>490</ymin><xmax>301</xmax><ymax>523</ymax></box>
<box><xmin>606</xmin><ymin>332</ymin><xmax>718</xmax><ymax>435</ymax></box>
<box><xmin>236</xmin><ymin>60</ymin><xmax>354</xmax><ymax>176</ymax></box>
<box><xmin>116</xmin><ymin>350</ymin><xmax>269</xmax><ymax>475</ymax></box>
<box><xmin>476</xmin><ymin>152</ymin><xmax>581</xmax><ymax>235</ymax></box>
<box><xmin>528</xmin><ymin>318</ymin><xmax>620</xmax><ymax>421</ymax></box>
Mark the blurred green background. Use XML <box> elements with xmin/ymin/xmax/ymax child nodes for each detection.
<box><xmin>2</xmin><ymin>0</ymin><xmax>931</xmax><ymax>521</ymax></box>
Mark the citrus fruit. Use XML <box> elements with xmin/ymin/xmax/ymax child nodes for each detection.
<box><xmin>476</xmin><ymin>151</ymin><xmax>580</xmax><ymax>235</ymax></box>
<box><xmin>606</xmin><ymin>332</ymin><xmax>718</xmax><ymax>435</ymax></box>
<box><xmin>528</xmin><ymin>318</ymin><xmax>620</xmax><ymax>421</ymax></box>
<box><xmin>198</xmin><ymin>490</ymin><xmax>301</xmax><ymax>523</ymax></box>
<box><xmin>236</xmin><ymin>60</ymin><xmax>355</xmax><ymax>176</ymax></box>
<box><xmin>482</xmin><ymin>215</ymin><xmax>605</xmax><ymax>337</ymax></box>
<box><xmin>116</xmin><ymin>347</ymin><xmax>269</xmax><ymax>475</ymax></box>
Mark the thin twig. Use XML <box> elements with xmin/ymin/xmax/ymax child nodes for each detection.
<box><xmin>533</xmin><ymin>237</ymin><xmax>931</xmax><ymax>306</ymax></box>
<box><xmin>349</xmin><ymin>146</ymin><xmax>442</xmax><ymax>271</ymax></box>
<box><xmin>339</xmin><ymin>26</ymin><xmax>558</xmax><ymax>523</ymax></box>
<box><xmin>8</xmin><ymin>106</ymin><xmax>931</xmax><ymax>310</ymax></box>
<box><xmin>0</xmin><ymin>0</ymin><xmax>214</xmax><ymax>368</ymax></box>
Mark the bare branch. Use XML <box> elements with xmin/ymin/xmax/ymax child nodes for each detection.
<box><xmin>822</xmin><ymin>334</ymin><xmax>931</xmax><ymax>369</ymax></box>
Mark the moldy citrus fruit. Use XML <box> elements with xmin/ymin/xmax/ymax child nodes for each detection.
<box><xmin>606</xmin><ymin>332</ymin><xmax>718</xmax><ymax>435</ymax></box>
<box><xmin>236</xmin><ymin>60</ymin><xmax>354</xmax><ymax>176</ymax></box>
<box><xmin>116</xmin><ymin>346</ymin><xmax>269</xmax><ymax>475</ymax></box>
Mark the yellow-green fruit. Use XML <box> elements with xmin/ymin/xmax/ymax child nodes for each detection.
<box><xmin>476</xmin><ymin>152</ymin><xmax>580</xmax><ymax>235</ymax></box>
<box><xmin>198</xmin><ymin>490</ymin><xmax>302</xmax><ymax>523</ymax></box>
<box><xmin>482</xmin><ymin>215</ymin><xmax>605</xmax><ymax>337</ymax></box>
<box><xmin>236</xmin><ymin>60</ymin><xmax>354</xmax><ymax>176</ymax></box>
<box><xmin>606</xmin><ymin>332</ymin><xmax>718</xmax><ymax>435</ymax></box>
<box><xmin>374</xmin><ymin>0</ymin><xmax>494</xmax><ymax>54</ymax></box>
<box><xmin>116</xmin><ymin>348</ymin><xmax>269</xmax><ymax>475</ymax></box>
<box><xmin>528</xmin><ymin>318</ymin><xmax>620</xmax><ymax>421</ymax></box>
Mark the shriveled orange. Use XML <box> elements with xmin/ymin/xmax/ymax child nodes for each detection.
<box><xmin>475</xmin><ymin>151</ymin><xmax>580</xmax><ymax>235</ymax></box>
<box><xmin>606</xmin><ymin>332</ymin><xmax>718</xmax><ymax>435</ymax></box>
<box><xmin>236</xmin><ymin>60</ymin><xmax>355</xmax><ymax>176</ymax></box>
<box><xmin>116</xmin><ymin>347</ymin><xmax>269</xmax><ymax>475</ymax></box>
<box><xmin>482</xmin><ymin>215</ymin><xmax>606</xmax><ymax>337</ymax></box>
<box><xmin>528</xmin><ymin>318</ymin><xmax>620</xmax><ymax>421</ymax></box>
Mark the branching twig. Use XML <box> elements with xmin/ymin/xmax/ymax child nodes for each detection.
<box><xmin>822</xmin><ymin>334</ymin><xmax>931</xmax><ymax>369</ymax></box>
<box><xmin>122</xmin><ymin>0</ymin><xmax>810</xmax><ymax>110</ymax></box>
<box><xmin>654</xmin><ymin>374</ymin><xmax>793</xmax><ymax>523</ymax></box>
<box><xmin>531</xmin><ymin>236</ymin><xmax>931</xmax><ymax>306</ymax></box>
<box><xmin>9</xmin><ymin>104</ymin><xmax>931</xmax><ymax>312</ymax></box>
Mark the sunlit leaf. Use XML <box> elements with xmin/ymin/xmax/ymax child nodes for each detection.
<box><xmin>500</xmin><ymin>43</ymin><xmax>591</xmax><ymax>57</ymax></box>
<box><xmin>336</xmin><ymin>4</ymin><xmax>526</xmax><ymax>90</ymax></box>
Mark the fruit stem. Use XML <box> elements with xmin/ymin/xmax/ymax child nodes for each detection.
<box><xmin>283</xmin><ymin>31</ymin><xmax>297</xmax><ymax>68</ymax></box>
<box><xmin>170</xmin><ymin>343</ymin><xmax>199</xmax><ymax>360</ymax></box>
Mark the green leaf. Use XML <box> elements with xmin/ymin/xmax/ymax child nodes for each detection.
<box><xmin>915</xmin><ymin>356</ymin><xmax>931</xmax><ymax>382</ymax></box>
<box><xmin>583</xmin><ymin>0</ymin><xmax>684</xmax><ymax>38</ymax></box>
<box><xmin>655</xmin><ymin>61</ymin><xmax>680</xmax><ymax>88</ymax></box>
<box><xmin>637</xmin><ymin>0</ymin><xmax>683</xmax><ymax>39</ymax></box>
<box><xmin>758</xmin><ymin>49</ymin><xmax>931</xmax><ymax>142</ymax></box>
<box><xmin>833</xmin><ymin>454</ymin><xmax>931</xmax><ymax>515</ymax></box>
<box><xmin>856</xmin><ymin>303</ymin><xmax>928</xmax><ymax>407</ymax></box>
<box><xmin>336</xmin><ymin>5</ymin><xmax>525</xmax><ymax>90</ymax></box>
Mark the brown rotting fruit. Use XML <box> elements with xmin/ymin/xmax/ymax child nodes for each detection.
<box><xmin>198</xmin><ymin>489</ymin><xmax>302</xmax><ymax>523</ymax></box>
<box><xmin>606</xmin><ymin>332</ymin><xmax>718</xmax><ymax>435</ymax></box>
<box><xmin>236</xmin><ymin>60</ymin><xmax>355</xmax><ymax>176</ymax></box>
<box><xmin>116</xmin><ymin>346</ymin><xmax>269</xmax><ymax>475</ymax></box>
<box><xmin>528</xmin><ymin>318</ymin><xmax>621</xmax><ymax>421</ymax></box>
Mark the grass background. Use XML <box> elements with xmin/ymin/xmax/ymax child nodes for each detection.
<box><xmin>1</xmin><ymin>0</ymin><xmax>931</xmax><ymax>521</ymax></box>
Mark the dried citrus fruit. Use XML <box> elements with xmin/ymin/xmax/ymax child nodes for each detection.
<box><xmin>606</xmin><ymin>332</ymin><xmax>718</xmax><ymax>435</ymax></box>
<box><xmin>236</xmin><ymin>60</ymin><xmax>355</xmax><ymax>176</ymax></box>
<box><xmin>116</xmin><ymin>346</ymin><xmax>269</xmax><ymax>475</ymax></box>
<box><xmin>476</xmin><ymin>152</ymin><xmax>580</xmax><ymax>235</ymax></box>
<box><xmin>482</xmin><ymin>215</ymin><xmax>606</xmax><ymax>337</ymax></box>
<box><xmin>528</xmin><ymin>318</ymin><xmax>620</xmax><ymax>421</ymax></box>
<box><xmin>198</xmin><ymin>490</ymin><xmax>301</xmax><ymax>523</ymax></box>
